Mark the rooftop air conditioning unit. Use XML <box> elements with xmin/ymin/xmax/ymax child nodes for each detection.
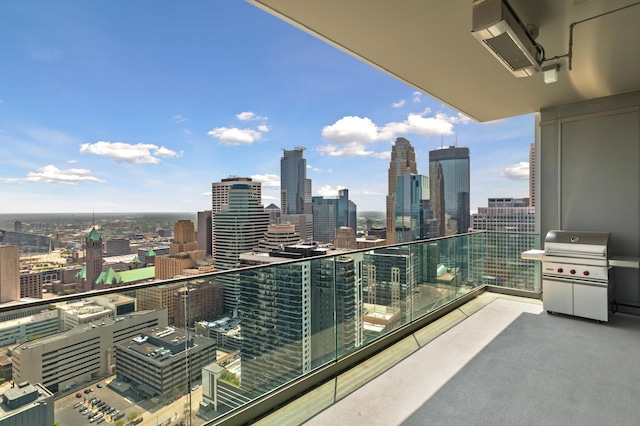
<box><xmin>471</xmin><ymin>0</ymin><xmax>541</xmax><ymax>77</ymax></box>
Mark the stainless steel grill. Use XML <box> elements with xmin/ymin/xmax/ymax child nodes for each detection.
<box><xmin>524</xmin><ymin>230</ymin><xmax>613</xmax><ymax>322</ymax></box>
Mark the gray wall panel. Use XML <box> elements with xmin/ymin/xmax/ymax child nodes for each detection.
<box><xmin>540</xmin><ymin>92</ymin><xmax>640</xmax><ymax>306</ymax></box>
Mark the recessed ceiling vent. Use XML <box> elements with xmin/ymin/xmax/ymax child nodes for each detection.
<box><xmin>471</xmin><ymin>0</ymin><xmax>541</xmax><ymax>77</ymax></box>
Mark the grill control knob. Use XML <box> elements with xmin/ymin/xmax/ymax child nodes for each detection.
<box><xmin>584</xmin><ymin>271</ymin><xmax>590</xmax><ymax>276</ymax></box>
<box><xmin>557</xmin><ymin>268</ymin><xmax>563</xmax><ymax>273</ymax></box>
<box><xmin>570</xmin><ymin>269</ymin><xmax>576</xmax><ymax>275</ymax></box>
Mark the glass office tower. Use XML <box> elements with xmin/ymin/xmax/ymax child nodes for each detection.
<box><xmin>429</xmin><ymin>146</ymin><xmax>470</xmax><ymax>236</ymax></box>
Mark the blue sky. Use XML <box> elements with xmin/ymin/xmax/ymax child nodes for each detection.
<box><xmin>0</xmin><ymin>1</ymin><xmax>533</xmax><ymax>214</ymax></box>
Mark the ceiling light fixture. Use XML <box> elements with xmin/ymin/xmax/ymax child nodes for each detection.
<box><xmin>542</xmin><ymin>64</ymin><xmax>559</xmax><ymax>84</ymax></box>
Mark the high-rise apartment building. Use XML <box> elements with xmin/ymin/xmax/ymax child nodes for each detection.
<box><xmin>238</xmin><ymin>251</ymin><xmax>363</xmax><ymax>394</ymax></box>
<box><xmin>280</xmin><ymin>147</ymin><xmax>313</xmax><ymax>240</ymax></box>
<box><xmin>429</xmin><ymin>146</ymin><xmax>470</xmax><ymax>236</ymax></box>
<box><xmin>211</xmin><ymin>177</ymin><xmax>262</xmax><ymax>258</ymax></box>
<box><xmin>0</xmin><ymin>246</ymin><xmax>20</xmax><ymax>304</ymax></box>
<box><xmin>386</xmin><ymin>138</ymin><xmax>418</xmax><ymax>245</ymax></box>
<box><xmin>214</xmin><ymin>182</ymin><xmax>270</xmax><ymax>313</ymax></box>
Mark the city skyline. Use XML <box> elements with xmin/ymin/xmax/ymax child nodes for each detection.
<box><xmin>0</xmin><ymin>1</ymin><xmax>533</xmax><ymax>214</ymax></box>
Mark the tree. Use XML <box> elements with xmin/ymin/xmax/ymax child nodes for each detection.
<box><xmin>115</xmin><ymin>421</ymin><xmax>124</xmax><ymax>426</ymax></box>
<box><xmin>127</xmin><ymin>411</ymin><xmax>138</xmax><ymax>421</ymax></box>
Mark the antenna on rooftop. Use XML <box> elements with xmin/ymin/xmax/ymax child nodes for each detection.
<box><xmin>92</xmin><ymin>210</ymin><xmax>95</xmax><ymax>228</ymax></box>
<box><xmin>440</xmin><ymin>135</ymin><xmax>444</xmax><ymax>149</ymax></box>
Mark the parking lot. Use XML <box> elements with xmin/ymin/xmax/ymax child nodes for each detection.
<box><xmin>54</xmin><ymin>378</ymin><xmax>144</xmax><ymax>425</ymax></box>
<box><xmin>54</xmin><ymin>377</ymin><xmax>205</xmax><ymax>426</ymax></box>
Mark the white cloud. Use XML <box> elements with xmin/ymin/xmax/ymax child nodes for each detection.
<box><xmin>201</xmin><ymin>192</ymin><xmax>212</xmax><ymax>196</ymax></box>
<box><xmin>257</xmin><ymin>124</ymin><xmax>270</xmax><ymax>132</ymax></box>
<box><xmin>502</xmin><ymin>162</ymin><xmax>530</xmax><ymax>180</ymax></box>
<box><xmin>412</xmin><ymin>91</ymin><xmax>423</xmax><ymax>103</ymax></box>
<box><xmin>391</xmin><ymin>99</ymin><xmax>406</xmax><ymax>108</ymax></box>
<box><xmin>0</xmin><ymin>165</ymin><xmax>106</xmax><ymax>184</ymax></box>
<box><xmin>251</xmin><ymin>173</ymin><xmax>280</xmax><ymax>188</ymax></box>
<box><xmin>262</xmin><ymin>195</ymin><xmax>276</xmax><ymax>200</ymax></box>
<box><xmin>172</xmin><ymin>114</ymin><xmax>187</xmax><ymax>123</ymax></box>
<box><xmin>236</xmin><ymin>111</ymin><xmax>264</xmax><ymax>121</ymax></box>
<box><xmin>207</xmin><ymin>127</ymin><xmax>263</xmax><ymax>146</ymax></box>
<box><xmin>316</xmin><ymin>185</ymin><xmax>346</xmax><ymax>197</ymax></box>
<box><xmin>436</xmin><ymin>112</ymin><xmax>472</xmax><ymax>125</ymax></box>
<box><xmin>67</xmin><ymin>159</ymin><xmax>77</xmax><ymax>164</ymax></box>
<box><xmin>80</xmin><ymin>141</ymin><xmax>182</xmax><ymax>164</ymax></box>
<box><xmin>319</xmin><ymin>110</ymin><xmax>465</xmax><ymax>158</ymax></box>
<box><xmin>326</xmin><ymin>168</ymin><xmax>333</xmax><ymax>174</ymax></box>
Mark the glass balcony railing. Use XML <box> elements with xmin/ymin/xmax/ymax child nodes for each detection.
<box><xmin>0</xmin><ymin>231</ymin><xmax>539</xmax><ymax>425</ymax></box>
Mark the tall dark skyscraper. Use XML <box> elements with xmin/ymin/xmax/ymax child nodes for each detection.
<box><xmin>280</xmin><ymin>147</ymin><xmax>311</xmax><ymax>215</ymax></box>
<box><xmin>280</xmin><ymin>147</ymin><xmax>313</xmax><ymax>240</ymax></box>
<box><xmin>386</xmin><ymin>138</ymin><xmax>417</xmax><ymax>245</ymax></box>
<box><xmin>429</xmin><ymin>146</ymin><xmax>470</xmax><ymax>235</ymax></box>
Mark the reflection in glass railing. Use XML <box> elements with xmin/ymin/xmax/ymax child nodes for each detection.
<box><xmin>0</xmin><ymin>232</ymin><xmax>538</xmax><ymax>425</ymax></box>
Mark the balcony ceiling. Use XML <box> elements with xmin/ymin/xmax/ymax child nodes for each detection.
<box><xmin>249</xmin><ymin>0</ymin><xmax>640</xmax><ymax>122</ymax></box>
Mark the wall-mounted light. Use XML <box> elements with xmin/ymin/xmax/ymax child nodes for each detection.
<box><xmin>542</xmin><ymin>64</ymin><xmax>559</xmax><ymax>84</ymax></box>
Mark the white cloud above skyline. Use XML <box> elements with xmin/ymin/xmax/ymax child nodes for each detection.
<box><xmin>80</xmin><ymin>142</ymin><xmax>182</xmax><ymax>164</ymax></box>
<box><xmin>502</xmin><ymin>162</ymin><xmax>530</xmax><ymax>180</ymax></box>
<box><xmin>316</xmin><ymin>184</ymin><xmax>346</xmax><ymax>197</ymax></box>
<box><xmin>1</xmin><ymin>165</ymin><xmax>105</xmax><ymax>184</ymax></box>
<box><xmin>251</xmin><ymin>173</ymin><xmax>280</xmax><ymax>188</ymax></box>
<box><xmin>208</xmin><ymin>112</ymin><xmax>270</xmax><ymax>146</ymax></box>
<box><xmin>318</xmin><ymin>110</ymin><xmax>467</xmax><ymax>158</ymax></box>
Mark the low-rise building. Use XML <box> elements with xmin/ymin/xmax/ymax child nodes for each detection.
<box><xmin>115</xmin><ymin>326</ymin><xmax>216</xmax><ymax>398</ymax></box>
<box><xmin>12</xmin><ymin>309</ymin><xmax>167</xmax><ymax>393</ymax></box>
<box><xmin>0</xmin><ymin>382</ymin><xmax>54</xmax><ymax>425</ymax></box>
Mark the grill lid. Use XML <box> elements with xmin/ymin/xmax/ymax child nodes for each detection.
<box><xmin>544</xmin><ymin>230</ymin><xmax>610</xmax><ymax>258</ymax></box>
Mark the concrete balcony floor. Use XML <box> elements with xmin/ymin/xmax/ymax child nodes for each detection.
<box><xmin>257</xmin><ymin>292</ymin><xmax>640</xmax><ymax>425</ymax></box>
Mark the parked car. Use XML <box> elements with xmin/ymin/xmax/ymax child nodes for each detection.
<box><xmin>97</xmin><ymin>383</ymin><xmax>103</xmax><ymax>388</ymax></box>
<box><xmin>84</xmin><ymin>389</ymin><xmax>91</xmax><ymax>394</ymax></box>
<box><xmin>76</xmin><ymin>392</ymin><xmax>82</xmax><ymax>398</ymax></box>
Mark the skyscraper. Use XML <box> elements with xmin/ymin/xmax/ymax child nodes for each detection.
<box><xmin>394</xmin><ymin>173</ymin><xmax>435</xmax><ymax>243</ymax></box>
<box><xmin>312</xmin><ymin>188</ymin><xmax>357</xmax><ymax>244</ymax></box>
<box><xmin>429</xmin><ymin>146</ymin><xmax>470</xmax><ymax>235</ymax></box>
<box><xmin>280</xmin><ymin>147</ymin><xmax>311</xmax><ymax>215</ymax></box>
<box><xmin>214</xmin><ymin>182</ymin><xmax>270</xmax><ymax>313</ymax></box>
<box><xmin>280</xmin><ymin>147</ymin><xmax>313</xmax><ymax>240</ymax></box>
<box><xmin>211</xmin><ymin>177</ymin><xmax>262</xmax><ymax>258</ymax></box>
<box><xmin>386</xmin><ymin>138</ymin><xmax>417</xmax><ymax>245</ymax></box>
<box><xmin>0</xmin><ymin>245</ymin><xmax>20</xmax><ymax>304</ymax></box>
